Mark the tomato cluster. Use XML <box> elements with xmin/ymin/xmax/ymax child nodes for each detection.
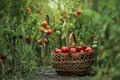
<box><xmin>24</xmin><ymin>20</ymin><xmax>53</xmax><ymax>45</ymax></box>
<box><xmin>25</xmin><ymin>8</ymin><xmax>82</xmax><ymax>45</ymax></box>
<box><xmin>37</xmin><ymin>21</ymin><xmax>53</xmax><ymax>45</ymax></box>
<box><xmin>54</xmin><ymin>45</ymin><xmax>94</xmax><ymax>54</ymax></box>
<box><xmin>40</xmin><ymin>21</ymin><xmax>52</xmax><ymax>35</ymax></box>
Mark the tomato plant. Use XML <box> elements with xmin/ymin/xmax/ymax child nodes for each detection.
<box><xmin>0</xmin><ymin>0</ymin><xmax>120</xmax><ymax>80</ymax></box>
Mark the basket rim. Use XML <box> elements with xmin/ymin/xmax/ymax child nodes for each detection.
<box><xmin>51</xmin><ymin>52</ymin><xmax>93</xmax><ymax>55</ymax></box>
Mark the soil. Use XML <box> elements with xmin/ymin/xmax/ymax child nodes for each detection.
<box><xmin>32</xmin><ymin>66</ymin><xmax>93</xmax><ymax>80</ymax></box>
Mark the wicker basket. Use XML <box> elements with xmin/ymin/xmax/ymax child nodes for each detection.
<box><xmin>51</xmin><ymin>32</ymin><xmax>95</xmax><ymax>76</ymax></box>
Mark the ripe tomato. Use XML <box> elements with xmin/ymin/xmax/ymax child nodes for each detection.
<box><xmin>70</xmin><ymin>48</ymin><xmax>76</xmax><ymax>53</ymax></box>
<box><xmin>76</xmin><ymin>46</ymin><xmax>82</xmax><ymax>52</ymax></box>
<box><xmin>85</xmin><ymin>47</ymin><xmax>94</xmax><ymax>53</ymax></box>
<box><xmin>41</xmin><ymin>21</ymin><xmax>48</xmax><ymax>27</ymax></box>
<box><xmin>37</xmin><ymin>39</ymin><xmax>42</xmax><ymax>45</ymax></box>
<box><xmin>54</xmin><ymin>48</ymin><xmax>62</xmax><ymax>53</ymax></box>
<box><xmin>76</xmin><ymin>9</ymin><xmax>82</xmax><ymax>15</ymax></box>
<box><xmin>44</xmin><ymin>38</ymin><xmax>49</xmax><ymax>44</ymax></box>
<box><xmin>82</xmin><ymin>45</ymin><xmax>87</xmax><ymax>50</ymax></box>
<box><xmin>47</xmin><ymin>29</ymin><xmax>52</xmax><ymax>35</ymax></box>
<box><xmin>80</xmin><ymin>50</ymin><xmax>84</xmax><ymax>54</ymax></box>
<box><xmin>61</xmin><ymin>46</ymin><xmax>68</xmax><ymax>53</ymax></box>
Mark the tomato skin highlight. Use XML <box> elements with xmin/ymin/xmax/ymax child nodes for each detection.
<box><xmin>70</xmin><ymin>48</ymin><xmax>76</xmax><ymax>53</ymax></box>
<box><xmin>80</xmin><ymin>50</ymin><xmax>85</xmax><ymax>54</ymax></box>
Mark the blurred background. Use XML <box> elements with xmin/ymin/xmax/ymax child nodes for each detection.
<box><xmin>0</xmin><ymin>0</ymin><xmax>120</xmax><ymax>80</ymax></box>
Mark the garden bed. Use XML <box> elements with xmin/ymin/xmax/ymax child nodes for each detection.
<box><xmin>34</xmin><ymin>66</ymin><xmax>93</xmax><ymax>80</ymax></box>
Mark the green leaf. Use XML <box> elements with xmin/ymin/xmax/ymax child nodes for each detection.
<box><xmin>61</xmin><ymin>31</ymin><xmax>68</xmax><ymax>39</ymax></box>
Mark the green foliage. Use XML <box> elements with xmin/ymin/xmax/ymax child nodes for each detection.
<box><xmin>0</xmin><ymin>0</ymin><xmax>120</xmax><ymax>80</ymax></box>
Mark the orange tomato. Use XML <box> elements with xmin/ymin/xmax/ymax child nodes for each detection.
<box><xmin>47</xmin><ymin>29</ymin><xmax>52</xmax><ymax>35</ymax></box>
<box><xmin>44</xmin><ymin>38</ymin><xmax>49</xmax><ymax>44</ymax></box>
<box><xmin>41</xmin><ymin>21</ymin><xmax>48</xmax><ymax>27</ymax></box>
<box><xmin>37</xmin><ymin>39</ymin><xmax>42</xmax><ymax>45</ymax></box>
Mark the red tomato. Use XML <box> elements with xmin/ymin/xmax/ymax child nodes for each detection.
<box><xmin>44</xmin><ymin>38</ymin><xmax>49</xmax><ymax>44</ymax></box>
<box><xmin>70</xmin><ymin>48</ymin><xmax>76</xmax><ymax>53</ymax></box>
<box><xmin>61</xmin><ymin>46</ymin><xmax>68</xmax><ymax>53</ymax></box>
<box><xmin>79</xmin><ymin>50</ymin><xmax>85</xmax><ymax>54</ymax></box>
<box><xmin>82</xmin><ymin>45</ymin><xmax>87</xmax><ymax>50</ymax></box>
<box><xmin>85</xmin><ymin>47</ymin><xmax>94</xmax><ymax>53</ymax></box>
<box><xmin>47</xmin><ymin>29</ymin><xmax>52</xmax><ymax>35</ymax></box>
<box><xmin>76</xmin><ymin>46</ymin><xmax>82</xmax><ymax>52</ymax></box>
<box><xmin>76</xmin><ymin>9</ymin><xmax>82</xmax><ymax>15</ymax></box>
<box><xmin>54</xmin><ymin>48</ymin><xmax>62</xmax><ymax>53</ymax></box>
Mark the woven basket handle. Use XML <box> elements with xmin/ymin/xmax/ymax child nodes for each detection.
<box><xmin>68</xmin><ymin>32</ymin><xmax>77</xmax><ymax>58</ymax></box>
<box><xmin>68</xmin><ymin>32</ymin><xmax>77</xmax><ymax>46</ymax></box>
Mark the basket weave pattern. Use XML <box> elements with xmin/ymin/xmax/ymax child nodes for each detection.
<box><xmin>51</xmin><ymin>53</ymin><xmax>95</xmax><ymax>75</ymax></box>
